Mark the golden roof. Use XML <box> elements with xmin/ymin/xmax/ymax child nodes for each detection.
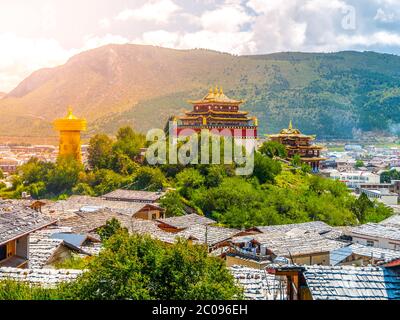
<box><xmin>188</xmin><ymin>86</ymin><xmax>244</xmax><ymax>105</ymax></box>
<box><xmin>268</xmin><ymin>121</ymin><xmax>316</xmax><ymax>139</ymax></box>
<box><xmin>54</xmin><ymin>107</ymin><xmax>87</xmax><ymax>132</ymax></box>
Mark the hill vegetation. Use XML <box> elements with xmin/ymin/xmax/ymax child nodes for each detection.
<box><xmin>1</xmin><ymin>125</ymin><xmax>392</xmax><ymax>227</ymax></box>
<box><xmin>1</xmin><ymin>45</ymin><xmax>400</xmax><ymax>139</ymax></box>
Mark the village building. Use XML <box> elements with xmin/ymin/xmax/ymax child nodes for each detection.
<box><xmin>128</xmin><ymin>219</ymin><xmax>184</xmax><ymax>244</ymax></box>
<box><xmin>42</xmin><ymin>195</ymin><xmax>165</xmax><ymax>220</ymax></box>
<box><xmin>228</xmin><ymin>230</ymin><xmax>347</xmax><ymax>268</ymax></box>
<box><xmin>268</xmin><ymin>121</ymin><xmax>326</xmax><ymax>172</ymax></box>
<box><xmin>345</xmin><ymin>223</ymin><xmax>400</xmax><ymax>251</ymax></box>
<box><xmin>380</xmin><ymin>214</ymin><xmax>400</xmax><ymax>227</ymax></box>
<box><xmin>273</xmin><ymin>265</ymin><xmax>400</xmax><ymax>300</ymax></box>
<box><xmin>0</xmin><ymin>202</ymin><xmax>56</xmax><ymax>268</ymax></box>
<box><xmin>326</xmin><ymin>170</ymin><xmax>380</xmax><ymax>189</ymax></box>
<box><xmin>330</xmin><ymin>243</ymin><xmax>400</xmax><ymax>266</ymax></box>
<box><xmin>178</xmin><ymin>224</ymin><xmax>242</xmax><ymax>255</ymax></box>
<box><xmin>174</xmin><ymin>86</ymin><xmax>258</xmax><ymax>139</ymax></box>
<box><xmin>229</xmin><ymin>265</ymin><xmax>287</xmax><ymax>300</ymax></box>
<box><xmin>28</xmin><ymin>236</ymin><xmax>87</xmax><ymax>269</ymax></box>
<box><xmin>249</xmin><ymin>221</ymin><xmax>334</xmax><ymax>236</ymax></box>
<box><xmin>156</xmin><ymin>214</ymin><xmax>215</xmax><ymax>233</ymax></box>
<box><xmin>101</xmin><ymin>189</ymin><xmax>165</xmax><ymax>203</ymax></box>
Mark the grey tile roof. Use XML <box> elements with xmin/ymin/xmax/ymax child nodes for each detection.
<box><xmin>348</xmin><ymin>223</ymin><xmax>400</xmax><ymax>242</ymax></box>
<box><xmin>31</xmin><ymin>227</ymin><xmax>101</xmax><ymax>258</ymax></box>
<box><xmin>380</xmin><ymin>214</ymin><xmax>400</xmax><ymax>227</ymax></box>
<box><xmin>301</xmin><ymin>265</ymin><xmax>400</xmax><ymax>300</ymax></box>
<box><xmin>0</xmin><ymin>267</ymin><xmax>83</xmax><ymax>288</ymax></box>
<box><xmin>157</xmin><ymin>214</ymin><xmax>215</xmax><ymax>229</ymax></box>
<box><xmin>179</xmin><ymin>224</ymin><xmax>241</xmax><ymax>246</ymax></box>
<box><xmin>0</xmin><ymin>201</ymin><xmax>56</xmax><ymax>245</ymax></box>
<box><xmin>28</xmin><ymin>236</ymin><xmax>65</xmax><ymax>269</ymax></box>
<box><xmin>234</xmin><ymin>231</ymin><xmax>347</xmax><ymax>257</ymax></box>
<box><xmin>43</xmin><ymin>196</ymin><xmax>162</xmax><ymax>218</ymax></box>
<box><xmin>128</xmin><ymin>219</ymin><xmax>184</xmax><ymax>244</ymax></box>
<box><xmin>255</xmin><ymin>221</ymin><xmax>333</xmax><ymax>235</ymax></box>
<box><xmin>348</xmin><ymin>244</ymin><xmax>400</xmax><ymax>263</ymax></box>
<box><xmin>102</xmin><ymin>189</ymin><xmax>165</xmax><ymax>202</ymax></box>
<box><xmin>57</xmin><ymin>209</ymin><xmax>133</xmax><ymax>234</ymax></box>
<box><xmin>229</xmin><ymin>265</ymin><xmax>287</xmax><ymax>300</ymax></box>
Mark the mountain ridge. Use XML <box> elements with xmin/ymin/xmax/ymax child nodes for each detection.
<box><xmin>1</xmin><ymin>44</ymin><xmax>400</xmax><ymax>140</ymax></box>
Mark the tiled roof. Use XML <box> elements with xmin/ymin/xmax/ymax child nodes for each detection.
<box><xmin>179</xmin><ymin>224</ymin><xmax>240</xmax><ymax>246</ymax></box>
<box><xmin>157</xmin><ymin>214</ymin><xmax>215</xmax><ymax>229</ymax></box>
<box><xmin>255</xmin><ymin>221</ymin><xmax>333</xmax><ymax>235</ymax></box>
<box><xmin>58</xmin><ymin>209</ymin><xmax>133</xmax><ymax>234</ymax></box>
<box><xmin>128</xmin><ymin>219</ymin><xmax>183</xmax><ymax>244</ymax></box>
<box><xmin>349</xmin><ymin>244</ymin><xmax>400</xmax><ymax>263</ymax></box>
<box><xmin>229</xmin><ymin>265</ymin><xmax>287</xmax><ymax>300</ymax></box>
<box><xmin>301</xmin><ymin>265</ymin><xmax>400</xmax><ymax>300</ymax></box>
<box><xmin>380</xmin><ymin>214</ymin><xmax>400</xmax><ymax>227</ymax></box>
<box><xmin>348</xmin><ymin>223</ymin><xmax>400</xmax><ymax>242</ymax></box>
<box><xmin>234</xmin><ymin>231</ymin><xmax>347</xmax><ymax>257</ymax></box>
<box><xmin>0</xmin><ymin>268</ymin><xmax>83</xmax><ymax>288</ymax></box>
<box><xmin>0</xmin><ymin>201</ymin><xmax>56</xmax><ymax>245</ymax></box>
<box><xmin>102</xmin><ymin>189</ymin><xmax>165</xmax><ymax>202</ymax></box>
<box><xmin>28</xmin><ymin>236</ymin><xmax>65</xmax><ymax>269</ymax></box>
<box><xmin>43</xmin><ymin>196</ymin><xmax>162</xmax><ymax>218</ymax></box>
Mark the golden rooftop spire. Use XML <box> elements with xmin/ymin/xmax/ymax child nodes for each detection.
<box><xmin>289</xmin><ymin>120</ymin><xmax>293</xmax><ymax>130</ymax></box>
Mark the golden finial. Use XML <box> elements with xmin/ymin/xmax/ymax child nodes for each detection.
<box><xmin>289</xmin><ymin>120</ymin><xmax>293</xmax><ymax>130</ymax></box>
<box><xmin>214</xmin><ymin>85</ymin><xmax>219</xmax><ymax>95</ymax></box>
<box><xmin>209</xmin><ymin>87</ymin><xmax>213</xmax><ymax>94</ymax></box>
<box><xmin>220</xmin><ymin>87</ymin><xmax>223</xmax><ymax>95</ymax></box>
<box><xmin>253</xmin><ymin>117</ymin><xmax>258</xmax><ymax>126</ymax></box>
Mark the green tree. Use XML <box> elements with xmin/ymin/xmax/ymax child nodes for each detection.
<box><xmin>19</xmin><ymin>158</ymin><xmax>54</xmax><ymax>185</ymax></box>
<box><xmin>88</xmin><ymin>134</ymin><xmax>114</xmax><ymax>170</ymax></box>
<box><xmin>259</xmin><ymin>141</ymin><xmax>287</xmax><ymax>159</ymax></box>
<box><xmin>113</xmin><ymin>126</ymin><xmax>146</xmax><ymax>159</ymax></box>
<box><xmin>97</xmin><ymin>218</ymin><xmax>127</xmax><ymax>241</ymax></box>
<box><xmin>61</xmin><ymin>232</ymin><xmax>243</xmax><ymax>300</ymax></box>
<box><xmin>129</xmin><ymin>166</ymin><xmax>166</xmax><ymax>191</ymax></box>
<box><xmin>351</xmin><ymin>193</ymin><xmax>374</xmax><ymax>224</ymax></box>
<box><xmin>380</xmin><ymin>169</ymin><xmax>400</xmax><ymax>183</ymax></box>
<box><xmin>291</xmin><ymin>154</ymin><xmax>302</xmax><ymax>167</ymax></box>
<box><xmin>46</xmin><ymin>157</ymin><xmax>84</xmax><ymax>195</ymax></box>
<box><xmin>252</xmin><ymin>152</ymin><xmax>282</xmax><ymax>184</ymax></box>
<box><xmin>176</xmin><ymin>168</ymin><xmax>205</xmax><ymax>198</ymax></box>
<box><xmin>159</xmin><ymin>191</ymin><xmax>186</xmax><ymax>217</ymax></box>
<box><xmin>72</xmin><ymin>183</ymin><xmax>95</xmax><ymax>196</ymax></box>
<box><xmin>355</xmin><ymin>160</ymin><xmax>365</xmax><ymax>168</ymax></box>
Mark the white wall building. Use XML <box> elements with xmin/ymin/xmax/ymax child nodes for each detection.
<box><xmin>346</xmin><ymin>223</ymin><xmax>400</xmax><ymax>251</ymax></box>
<box><xmin>327</xmin><ymin>170</ymin><xmax>381</xmax><ymax>189</ymax></box>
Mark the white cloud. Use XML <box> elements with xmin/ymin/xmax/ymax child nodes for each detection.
<box><xmin>200</xmin><ymin>3</ymin><xmax>254</xmax><ymax>32</ymax></box>
<box><xmin>0</xmin><ymin>33</ymin><xmax>72</xmax><ymax>92</ymax></box>
<box><xmin>99</xmin><ymin>18</ymin><xmax>111</xmax><ymax>29</ymax></box>
<box><xmin>116</xmin><ymin>0</ymin><xmax>181</xmax><ymax>24</ymax></box>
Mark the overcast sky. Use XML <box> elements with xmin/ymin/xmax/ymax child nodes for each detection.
<box><xmin>1</xmin><ymin>0</ymin><xmax>400</xmax><ymax>92</ymax></box>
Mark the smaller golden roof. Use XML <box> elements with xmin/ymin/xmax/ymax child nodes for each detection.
<box><xmin>268</xmin><ymin>121</ymin><xmax>316</xmax><ymax>139</ymax></box>
<box><xmin>188</xmin><ymin>86</ymin><xmax>244</xmax><ymax>105</ymax></box>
